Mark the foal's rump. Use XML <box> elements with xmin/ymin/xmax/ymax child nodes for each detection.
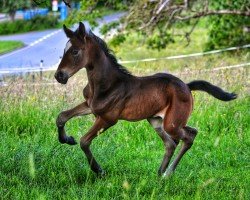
<box><xmin>160</xmin><ymin>78</ymin><xmax>237</xmax><ymax>133</ymax></box>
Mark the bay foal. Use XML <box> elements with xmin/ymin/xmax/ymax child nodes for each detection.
<box><xmin>55</xmin><ymin>23</ymin><xmax>236</xmax><ymax>176</ymax></box>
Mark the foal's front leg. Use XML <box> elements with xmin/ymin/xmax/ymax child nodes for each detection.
<box><xmin>56</xmin><ymin>101</ymin><xmax>92</xmax><ymax>145</ymax></box>
<box><xmin>80</xmin><ymin>117</ymin><xmax>112</xmax><ymax>175</ymax></box>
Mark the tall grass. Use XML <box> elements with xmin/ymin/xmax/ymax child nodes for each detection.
<box><xmin>0</xmin><ymin>66</ymin><xmax>249</xmax><ymax>199</ymax></box>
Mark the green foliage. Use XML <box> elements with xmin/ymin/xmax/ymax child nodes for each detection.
<box><xmin>120</xmin><ymin>0</ymin><xmax>250</xmax><ymax>50</ymax></box>
<box><xmin>205</xmin><ymin>0</ymin><xmax>250</xmax><ymax>50</ymax></box>
<box><xmin>66</xmin><ymin>0</ymin><xmax>249</xmax><ymax>50</ymax></box>
<box><xmin>100</xmin><ymin>21</ymin><xmax>119</xmax><ymax>35</ymax></box>
<box><xmin>96</xmin><ymin>0</ymin><xmax>134</xmax><ymax>10</ymax></box>
<box><xmin>146</xmin><ymin>32</ymin><xmax>174</xmax><ymax>50</ymax></box>
<box><xmin>100</xmin><ymin>21</ymin><xmax>127</xmax><ymax>47</ymax></box>
<box><xmin>0</xmin><ymin>16</ymin><xmax>60</xmax><ymax>35</ymax></box>
<box><xmin>65</xmin><ymin>0</ymin><xmax>102</xmax><ymax>27</ymax></box>
<box><xmin>109</xmin><ymin>33</ymin><xmax>126</xmax><ymax>47</ymax></box>
<box><xmin>0</xmin><ymin>40</ymin><xmax>24</xmax><ymax>54</ymax></box>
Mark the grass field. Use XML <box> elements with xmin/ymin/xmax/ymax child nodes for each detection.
<box><xmin>109</xmin><ymin>28</ymin><xmax>250</xmax><ymax>73</ymax></box>
<box><xmin>0</xmin><ymin>64</ymin><xmax>249</xmax><ymax>199</ymax></box>
<box><xmin>0</xmin><ymin>40</ymin><xmax>24</xmax><ymax>55</ymax></box>
<box><xmin>0</xmin><ymin>24</ymin><xmax>249</xmax><ymax>199</ymax></box>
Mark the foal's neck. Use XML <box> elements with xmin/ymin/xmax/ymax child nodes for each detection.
<box><xmin>86</xmin><ymin>51</ymin><xmax>129</xmax><ymax>93</ymax></box>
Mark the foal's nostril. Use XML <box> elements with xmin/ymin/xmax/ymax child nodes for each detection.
<box><xmin>58</xmin><ymin>71</ymin><xmax>64</xmax><ymax>79</ymax></box>
<box><xmin>55</xmin><ymin>71</ymin><xmax>69</xmax><ymax>84</ymax></box>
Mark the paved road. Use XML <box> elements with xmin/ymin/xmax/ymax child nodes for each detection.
<box><xmin>0</xmin><ymin>12</ymin><xmax>125</xmax><ymax>74</ymax></box>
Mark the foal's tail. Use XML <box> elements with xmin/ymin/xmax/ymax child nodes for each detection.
<box><xmin>187</xmin><ymin>80</ymin><xmax>237</xmax><ymax>101</ymax></box>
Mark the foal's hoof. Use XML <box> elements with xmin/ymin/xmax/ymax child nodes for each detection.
<box><xmin>66</xmin><ymin>136</ymin><xmax>77</xmax><ymax>145</ymax></box>
<box><xmin>92</xmin><ymin>167</ymin><xmax>106</xmax><ymax>177</ymax></box>
<box><xmin>163</xmin><ymin>169</ymin><xmax>174</xmax><ymax>178</ymax></box>
<box><xmin>59</xmin><ymin>136</ymin><xmax>77</xmax><ymax>145</ymax></box>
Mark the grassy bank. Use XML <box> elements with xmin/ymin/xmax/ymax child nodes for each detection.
<box><xmin>109</xmin><ymin>28</ymin><xmax>250</xmax><ymax>72</ymax></box>
<box><xmin>0</xmin><ymin>40</ymin><xmax>23</xmax><ymax>54</ymax></box>
<box><xmin>0</xmin><ymin>65</ymin><xmax>249</xmax><ymax>199</ymax></box>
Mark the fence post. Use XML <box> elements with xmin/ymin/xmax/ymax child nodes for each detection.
<box><xmin>40</xmin><ymin>60</ymin><xmax>43</xmax><ymax>81</ymax></box>
<box><xmin>2</xmin><ymin>74</ymin><xmax>5</xmax><ymax>82</ymax></box>
<box><xmin>32</xmin><ymin>74</ymin><xmax>35</xmax><ymax>82</ymax></box>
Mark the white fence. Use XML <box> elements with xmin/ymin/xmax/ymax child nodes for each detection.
<box><xmin>0</xmin><ymin>43</ymin><xmax>250</xmax><ymax>75</ymax></box>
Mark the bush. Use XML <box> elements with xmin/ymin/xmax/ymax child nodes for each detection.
<box><xmin>0</xmin><ymin>15</ymin><xmax>60</xmax><ymax>35</ymax></box>
<box><xmin>205</xmin><ymin>15</ymin><xmax>250</xmax><ymax>50</ymax></box>
<box><xmin>205</xmin><ymin>0</ymin><xmax>250</xmax><ymax>50</ymax></box>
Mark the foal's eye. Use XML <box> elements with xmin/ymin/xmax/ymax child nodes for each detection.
<box><xmin>72</xmin><ymin>49</ymin><xmax>79</xmax><ymax>56</ymax></box>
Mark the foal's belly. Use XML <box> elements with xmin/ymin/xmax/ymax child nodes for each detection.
<box><xmin>119</xmin><ymin>91</ymin><xmax>167</xmax><ymax>121</ymax></box>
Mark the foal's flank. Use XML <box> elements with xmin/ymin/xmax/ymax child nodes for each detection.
<box><xmin>54</xmin><ymin>22</ymin><xmax>237</xmax><ymax>176</ymax></box>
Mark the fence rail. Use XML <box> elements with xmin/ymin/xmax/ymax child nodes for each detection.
<box><xmin>0</xmin><ymin>43</ymin><xmax>249</xmax><ymax>75</ymax></box>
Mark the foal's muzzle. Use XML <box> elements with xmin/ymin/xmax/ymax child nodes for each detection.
<box><xmin>54</xmin><ymin>71</ymin><xmax>69</xmax><ymax>84</ymax></box>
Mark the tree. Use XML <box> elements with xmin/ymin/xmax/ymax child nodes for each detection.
<box><xmin>63</xmin><ymin>0</ymin><xmax>249</xmax><ymax>50</ymax></box>
<box><xmin>205</xmin><ymin>0</ymin><xmax>250</xmax><ymax>50</ymax></box>
<box><xmin>0</xmin><ymin>0</ymin><xmax>32</xmax><ymax>21</ymax></box>
<box><xmin>124</xmin><ymin>0</ymin><xmax>250</xmax><ymax>49</ymax></box>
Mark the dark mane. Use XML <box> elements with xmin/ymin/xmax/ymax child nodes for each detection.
<box><xmin>88</xmin><ymin>31</ymin><xmax>131</xmax><ymax>76</ymax></box>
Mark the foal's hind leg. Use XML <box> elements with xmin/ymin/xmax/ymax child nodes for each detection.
<box><xmin>56</xmin><ymin>101</ymin><xmax>91</xmax><ymax>145</ymax></box>
<box><xmin>164</xmin><ymin>126</ymin><xmax>197</xmax><ymax>177</ymax></box>
<box><xmin>148</xmin><ymin>118</ymin><xmax>179</xmax><ymax>176</ymax></box>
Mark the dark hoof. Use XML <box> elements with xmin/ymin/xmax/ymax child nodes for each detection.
<box><xmin>91</xmin><ymin>166</ymin><xmax>106</xmax><ymax>177</ymax></box>
<box><xmin>66</xmin><ymin>136</ymin><xmax>77</xmax><ymax>145</ymax></box>
<box><xmin>59</xmin><ymin>136</ymin><xmax>77</xmax><ymax>145</ymax></box>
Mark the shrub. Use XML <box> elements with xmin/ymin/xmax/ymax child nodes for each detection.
<box><xmin>0</xmin><ymin>15</ymin><xmax>60</xmax><ymax>35</ymax></box>
<box><xmin>205</xmin><ymin>0</ymin><xmax>250</xmax><ymax>50</ymax></box>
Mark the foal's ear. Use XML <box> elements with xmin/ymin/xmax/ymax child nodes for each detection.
<box><xmin>63</xmin><ymin>24</ymin><xmax>74</xmax><ymax>38</ymax></box>
<box><xmin>78</xmin><ymin>22</ymin><xmax>86</xmax><ymax>37</ymax></box>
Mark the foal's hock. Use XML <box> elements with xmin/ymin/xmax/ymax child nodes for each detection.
<box><xmin>55</xmin><ymin>22</ymin><xmax>237</xmax><ymax>176</ymax></box>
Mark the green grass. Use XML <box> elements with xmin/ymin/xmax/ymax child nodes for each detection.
<box><xmin>0</xmin><ymin>66</ymin><xmax>249</xmax><ymax>199</ymax></box>
<box><xmin>0</xmin><ymin>40</ymin><xmax>24</xmax><ymax>54</ymax></box>
<box><xmin>109</xmin><ymin>27</ymin><xmax>250</xmax><ymax>73</ymax></box>
<box><xmin>0</xmin><ymin>23</ymin><xmax>249</xmax><ymax>198</ymax></box>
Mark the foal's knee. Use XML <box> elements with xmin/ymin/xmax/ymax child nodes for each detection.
<box><xmin>183</xmin><ymin>126</ymin><xmax>198</xmax><ymax>148</ymax></box>
<box><xmin>56</xmin><ymin>112</ymin><xmax>67</xmax><ymax>127</ymax></box>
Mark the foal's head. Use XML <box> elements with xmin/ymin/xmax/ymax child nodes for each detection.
<box><xmin>55</xmin><ymin>22</ymin><xmax>92</xmax><ymax>84</ymax></box>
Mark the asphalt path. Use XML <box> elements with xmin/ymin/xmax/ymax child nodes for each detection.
<box><xmin>0</xmin><ymin>12</ymin><xmax>125</xmax><ymax>74</ymax></box>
